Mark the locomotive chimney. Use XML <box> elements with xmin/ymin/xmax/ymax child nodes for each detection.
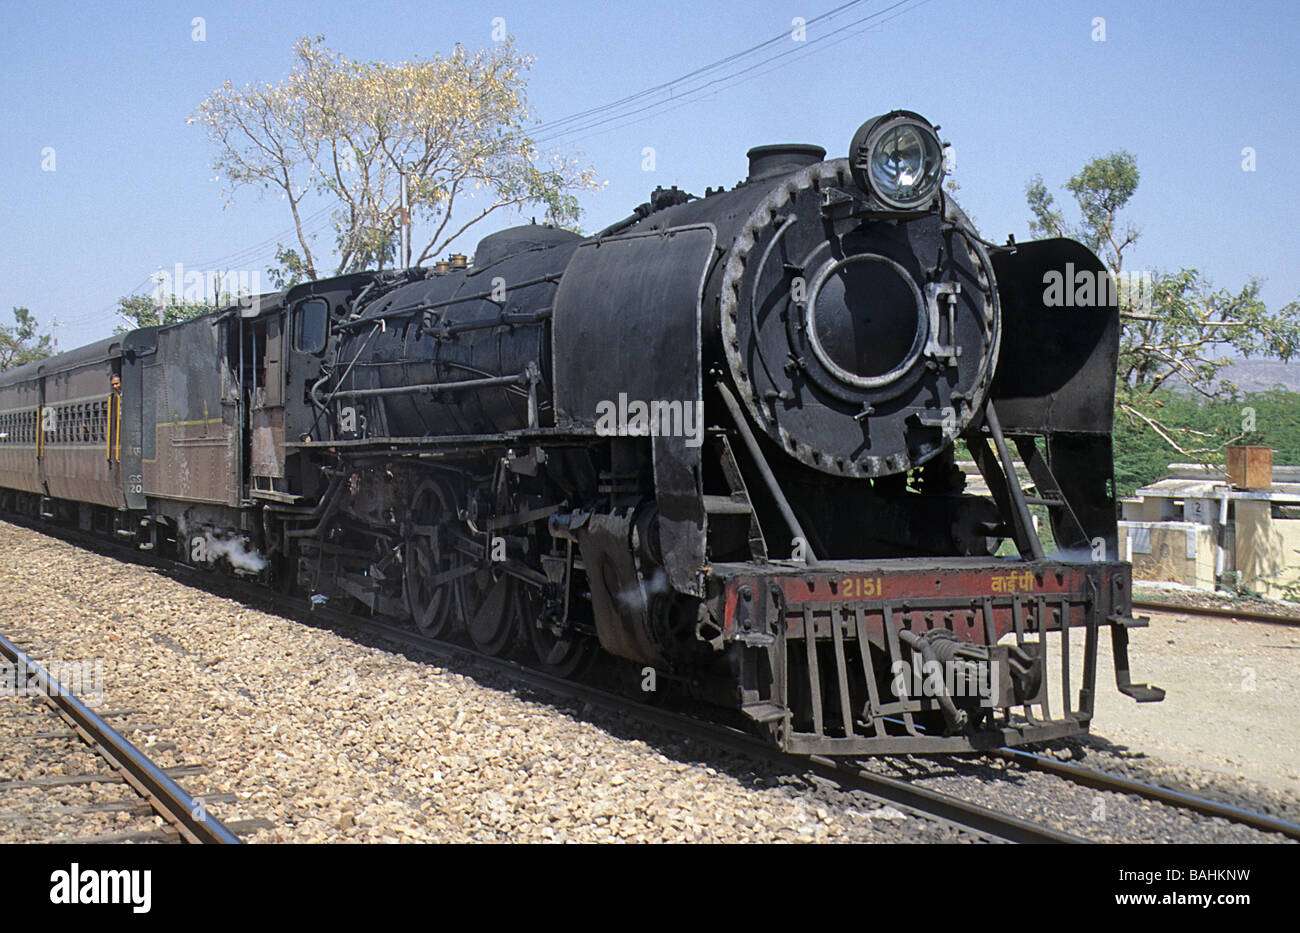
<box><xmin>746</xmin><ymin>143</ymin><xmax>826</xmax><ymax>182</ymax></box>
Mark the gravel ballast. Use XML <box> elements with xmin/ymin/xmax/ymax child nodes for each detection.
<box><xmin>3</xmin><ymin>519</ymin><xmax>1294</xmax><ymax>844</ymax></box>
<box><xmin>0</xmin><ymin>521</ymin><xmax>953</xmax><ymax>843</ymax></box>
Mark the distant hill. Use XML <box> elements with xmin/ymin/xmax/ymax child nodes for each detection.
<box><xmin>1167</xmin><ymin>358</ymin><xmax>1300</xmax><ymax>394</ymax></box>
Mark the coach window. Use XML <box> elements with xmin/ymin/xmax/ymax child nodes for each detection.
<box><xmin>293</xmin><ymin>298</ymin><xmax>329</xmax><ymax>354</ymax></box>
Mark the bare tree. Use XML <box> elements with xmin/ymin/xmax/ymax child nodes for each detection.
<box><xmin>192</xmin><ymin>36</ymin><xmax>600</xmax><ymax>285</ymax></box>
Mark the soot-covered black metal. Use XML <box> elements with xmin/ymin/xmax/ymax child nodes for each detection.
<box><xmin>0</xmin><ymin>109</ymin><xmax>1159</xmax><ymax>757</ymax></box>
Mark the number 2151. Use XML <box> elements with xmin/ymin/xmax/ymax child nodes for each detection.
<box><xmin>842</xmin><ymin>576</ymin><xmax>882</xmax><ymax>599</ymax></box>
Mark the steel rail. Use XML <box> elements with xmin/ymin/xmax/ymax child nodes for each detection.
<box><xmin>991</xmin><ymin>747</ymin><xmax>1300</xmax><ymax>841</ymax></box>
<box><xmin>1133</xmin><ymin>598</ymin><xmax>1300</xmax><ymax>628</ymax></box>
<box><xmin>0</xmin><ymin>629</ymin><xmax>241</xmax><ymax>845</ymax></box>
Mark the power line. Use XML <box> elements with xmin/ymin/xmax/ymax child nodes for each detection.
<box><xmin>188</xmin><ymin>201</ymin><xmax>336</xmax><ymax>270</ymax></box>
<box><xmin>527</xmin><ymin>0</ymin><xmax>921</xmax><ymax>147</ymax></box>
<box><xmin>64</xmin><ymin>1</ymin><xmax>929</xmax><ymax>339</ymax></box>
<box><xmin>58</xmin><ymin>203</ymin><xmax>341</xmax><ymax>331</ymax></box>
<box><xmin>526</xmin><ymin>0</ymin><xmax>870</xmax><ymax>138</ymax></box>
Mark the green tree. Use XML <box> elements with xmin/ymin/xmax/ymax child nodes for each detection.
<box><xmin>1027</xmin><ymin>151</ymin><xmax>1140</xmax><ymax>274</ymax></box>
<box><xmin>1112</xmin><ymin>388</ymin><xmax>1300</xmax><ymax>497</ymax></box>
<box><xmin>114</xmin><ymin>295</ymin><xmax>219</xmax><ymax>334</ymax></box>
<box><xmin>1027</xmin><ymin>153</ymin><xmax>1300</xmax><ymax>459</ymax></box>
<box><xmin>0</xmin><ymin>307</ymin><xmax>54</xmax><ymax>371</ymax></box>
<box><xmin>192</xmin><ymin>36</ymin><xmax>600</xmax><ymax>284</ymax></box>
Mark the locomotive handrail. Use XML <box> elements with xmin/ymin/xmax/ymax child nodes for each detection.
<box><xmin>331</xmin><ymin>371</ymin><xmax>529</xmax><ymax>399</ymax></box>
<box><xmin>984</xmin><ymin>404</ymin><xmax>1045</xmax><ymax>561</ymax></box>
<box><xmin>717</xmin><ymin>381</ymin><xmax>818</xmax><ymax>564</ymax></box>
<box><xmin>437</xmin><ymin>308</ymin><xmax>552</xmax><ymax>336</ymax></box>
<box><xmin>333</xmin><ymin>272</ymin><xmax>563</xmax><ymax>332</ymax></box>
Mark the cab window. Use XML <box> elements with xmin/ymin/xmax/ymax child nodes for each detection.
<box><xmin>293</xmin><ymin>298</ymin><xmax>329</xmax><ymax>354</ymax></box>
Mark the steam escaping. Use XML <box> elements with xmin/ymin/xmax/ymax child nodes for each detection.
<box><xmin>174</xmin><ymin>515</ymin><xmax>267</xmax><ymax>573</ymax></box>
<box><xmin>615</xmin><ymin>567</ymin><xmax>671</xmax><ymax>612</ymax></box>
<box><xmin>203</xmin><ymin>532</ymin><xmax>267</xmax><ymax>573</ymax></box>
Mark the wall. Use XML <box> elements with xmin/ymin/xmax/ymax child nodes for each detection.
<box><xmin>1119</xmin><ymin>520</ymin><xmax>1217</xmax><ymax>590</ymax></box>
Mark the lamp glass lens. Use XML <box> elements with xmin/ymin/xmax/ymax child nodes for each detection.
<box><xmin>869</xmin><ymin>123</ymin><xmax>942</xmax><ymax>205</ymax></box>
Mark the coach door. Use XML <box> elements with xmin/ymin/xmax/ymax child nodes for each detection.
<box><xmin>107</xmin><ymin>360</ymin><xmax>122</xmax><ymax>491</ymax></box>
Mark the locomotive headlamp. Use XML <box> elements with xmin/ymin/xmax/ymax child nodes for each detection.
<box><xmin>850</xmin><ymin>112</ymin><xmax>945</xmax><ymax>210</ymax></box>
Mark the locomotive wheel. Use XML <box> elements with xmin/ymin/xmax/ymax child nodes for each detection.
<box><xmin>403</xmin><ymin>480</ymin><xmax>465</xmax><ymax>637</ymax></box>
<box><xmin>403</xmin><ymin>536</ymin><xmax>463</xmax><ymax>637</ymax></box>
<box><xmin>466</xmin><ymin>572</ymin><xmax>522</xmax><ymax>656</ymax></box>
<box><xmin>523</xmin><ymin>589</ymin><xmax>596</xmax><ymax>679</ymax></box>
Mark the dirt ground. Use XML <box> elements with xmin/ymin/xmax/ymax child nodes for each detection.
<box><xmin>1077</xmin><ymin>610</ymin><xmax>1300</xmax><ymax>794</ymax></box>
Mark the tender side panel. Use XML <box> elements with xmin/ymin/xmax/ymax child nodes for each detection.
<box><xmin>141</xmin><ymin>317</ymin><xmax>239</xmax><ymax>507</ymax></box>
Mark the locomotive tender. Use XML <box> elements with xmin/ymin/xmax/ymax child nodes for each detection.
<box><xmin>0</xmin><ymin>111</ymin><xmax>1163</xmax><ymax>754</ymax></box>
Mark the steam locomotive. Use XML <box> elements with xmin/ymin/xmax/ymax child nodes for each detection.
<box><xmin>0</xmin><ymin>111</ymin><xmax>1162</xmax><ymax>755</ymax></box>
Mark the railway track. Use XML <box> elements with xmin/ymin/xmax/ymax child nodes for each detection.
<box><xmin>7</xmin><ymin>513</ymin><xmax>1298</xmax><ymax>844</ymax></box>
<box><xmin>989</xmin><ymin>747</ymin><xmax>1300</xmax><ymax>841</ymax></box>
<box><xmin>0</xmin><ymin>514</ymin><xmax>1087</xmax><ymax>843</ymax></box>
<box><xmin>303</xmin><ymin>607</ymin><xmax>1087</xmax><ymax>844</ymax></box>
<box><xmin>1133</xmin><ymin>598</ymin><xmax>1300</xmax><ymax>628</ymax></box>
<box><xmin>0</xmin><ymin>626</ymin><xmax>251</xmax><ymax>844</ymax></box>
<box><xmin>282</xmin><ymin>603</ymin><xmax>1300</xmax><ymax>843</ymax></box>
<box><xmin>325</xmin><ymin>609</ymin><xmax>1300</xmax><ymax>844</ymax></box>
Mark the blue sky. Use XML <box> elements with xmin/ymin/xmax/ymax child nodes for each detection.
<box><xmin>2</xmin><ymin>0</ymin><xmax>1297</xmax><ymax>349</ymax></box>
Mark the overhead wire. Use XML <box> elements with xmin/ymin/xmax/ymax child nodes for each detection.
<box><xmin>527</xmin><ymin>0</ymin><xmax>922</xmax><ymax>147</ymax></box>
<box><xmin>523</xmin><ymin>0</ymin><xmax>872</xmax><ymax>138</ymax></box>
<box><xmin>64</xmin><ymin>0</ymin><xmax>930</xmax><ymax>341</ymax></box>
